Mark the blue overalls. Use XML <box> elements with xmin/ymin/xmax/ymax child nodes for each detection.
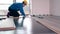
<box><xmin>8</xmin><ymin>3</ymin><xmax>26</xmax><ymax>27</ymax></box>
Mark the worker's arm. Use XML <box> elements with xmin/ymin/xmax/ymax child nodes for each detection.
<box><xmin>20</xmin><ymin>7</ymin><xmax>25</xmax><ymax>17</ymax></box>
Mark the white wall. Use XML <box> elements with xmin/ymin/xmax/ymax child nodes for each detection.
<box><xmin>50</xmin><ymin>0</ymin><xmax>60</xmax><ymax>16</ymax></box>
<box><xmin>31</xmin><ymin>0</ymin><xmax>50</xmax><ymax>15</ymax></box>
<box><xmin>0</xmin><ymin>10</ymin><xmax>8</xmax><ymax>15</ymax></box>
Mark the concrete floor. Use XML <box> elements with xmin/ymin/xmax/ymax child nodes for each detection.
<box><xmin>0</xmin><ymin>16</ymin><xmax>56</xmax><ymax>34</ymax></box>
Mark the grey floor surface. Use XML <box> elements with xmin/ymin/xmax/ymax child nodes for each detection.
<box><xmin>0</xmin><ymin>16</ymin><xmax>56</xmax><ymax>34</ymax></box>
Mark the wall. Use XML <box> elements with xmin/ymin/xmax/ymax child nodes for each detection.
<box><xmin>31</xmin><ymin>0</ymin><xmax>50</xmax><ymax>15</ymax></box>
<box><xmin>50</xmin><ymin>0</ymin><xmax>60</xmax><ymax>16</ymax></box>
<box><xmin>0</xmin><ymin>10</ymin><xmax>8</xmax><ymax>15</ymax></box>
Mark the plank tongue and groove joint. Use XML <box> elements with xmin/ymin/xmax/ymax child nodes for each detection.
<box><xmin>0</xmin><ymin>18</ymin><xmax>16</xmax><ymax>31</ymax></box>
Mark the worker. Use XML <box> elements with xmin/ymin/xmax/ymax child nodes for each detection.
<box><xmin>7</xmin><ymin>1</ymin><xmax>27</xmax><ymax>28</ymax></box>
